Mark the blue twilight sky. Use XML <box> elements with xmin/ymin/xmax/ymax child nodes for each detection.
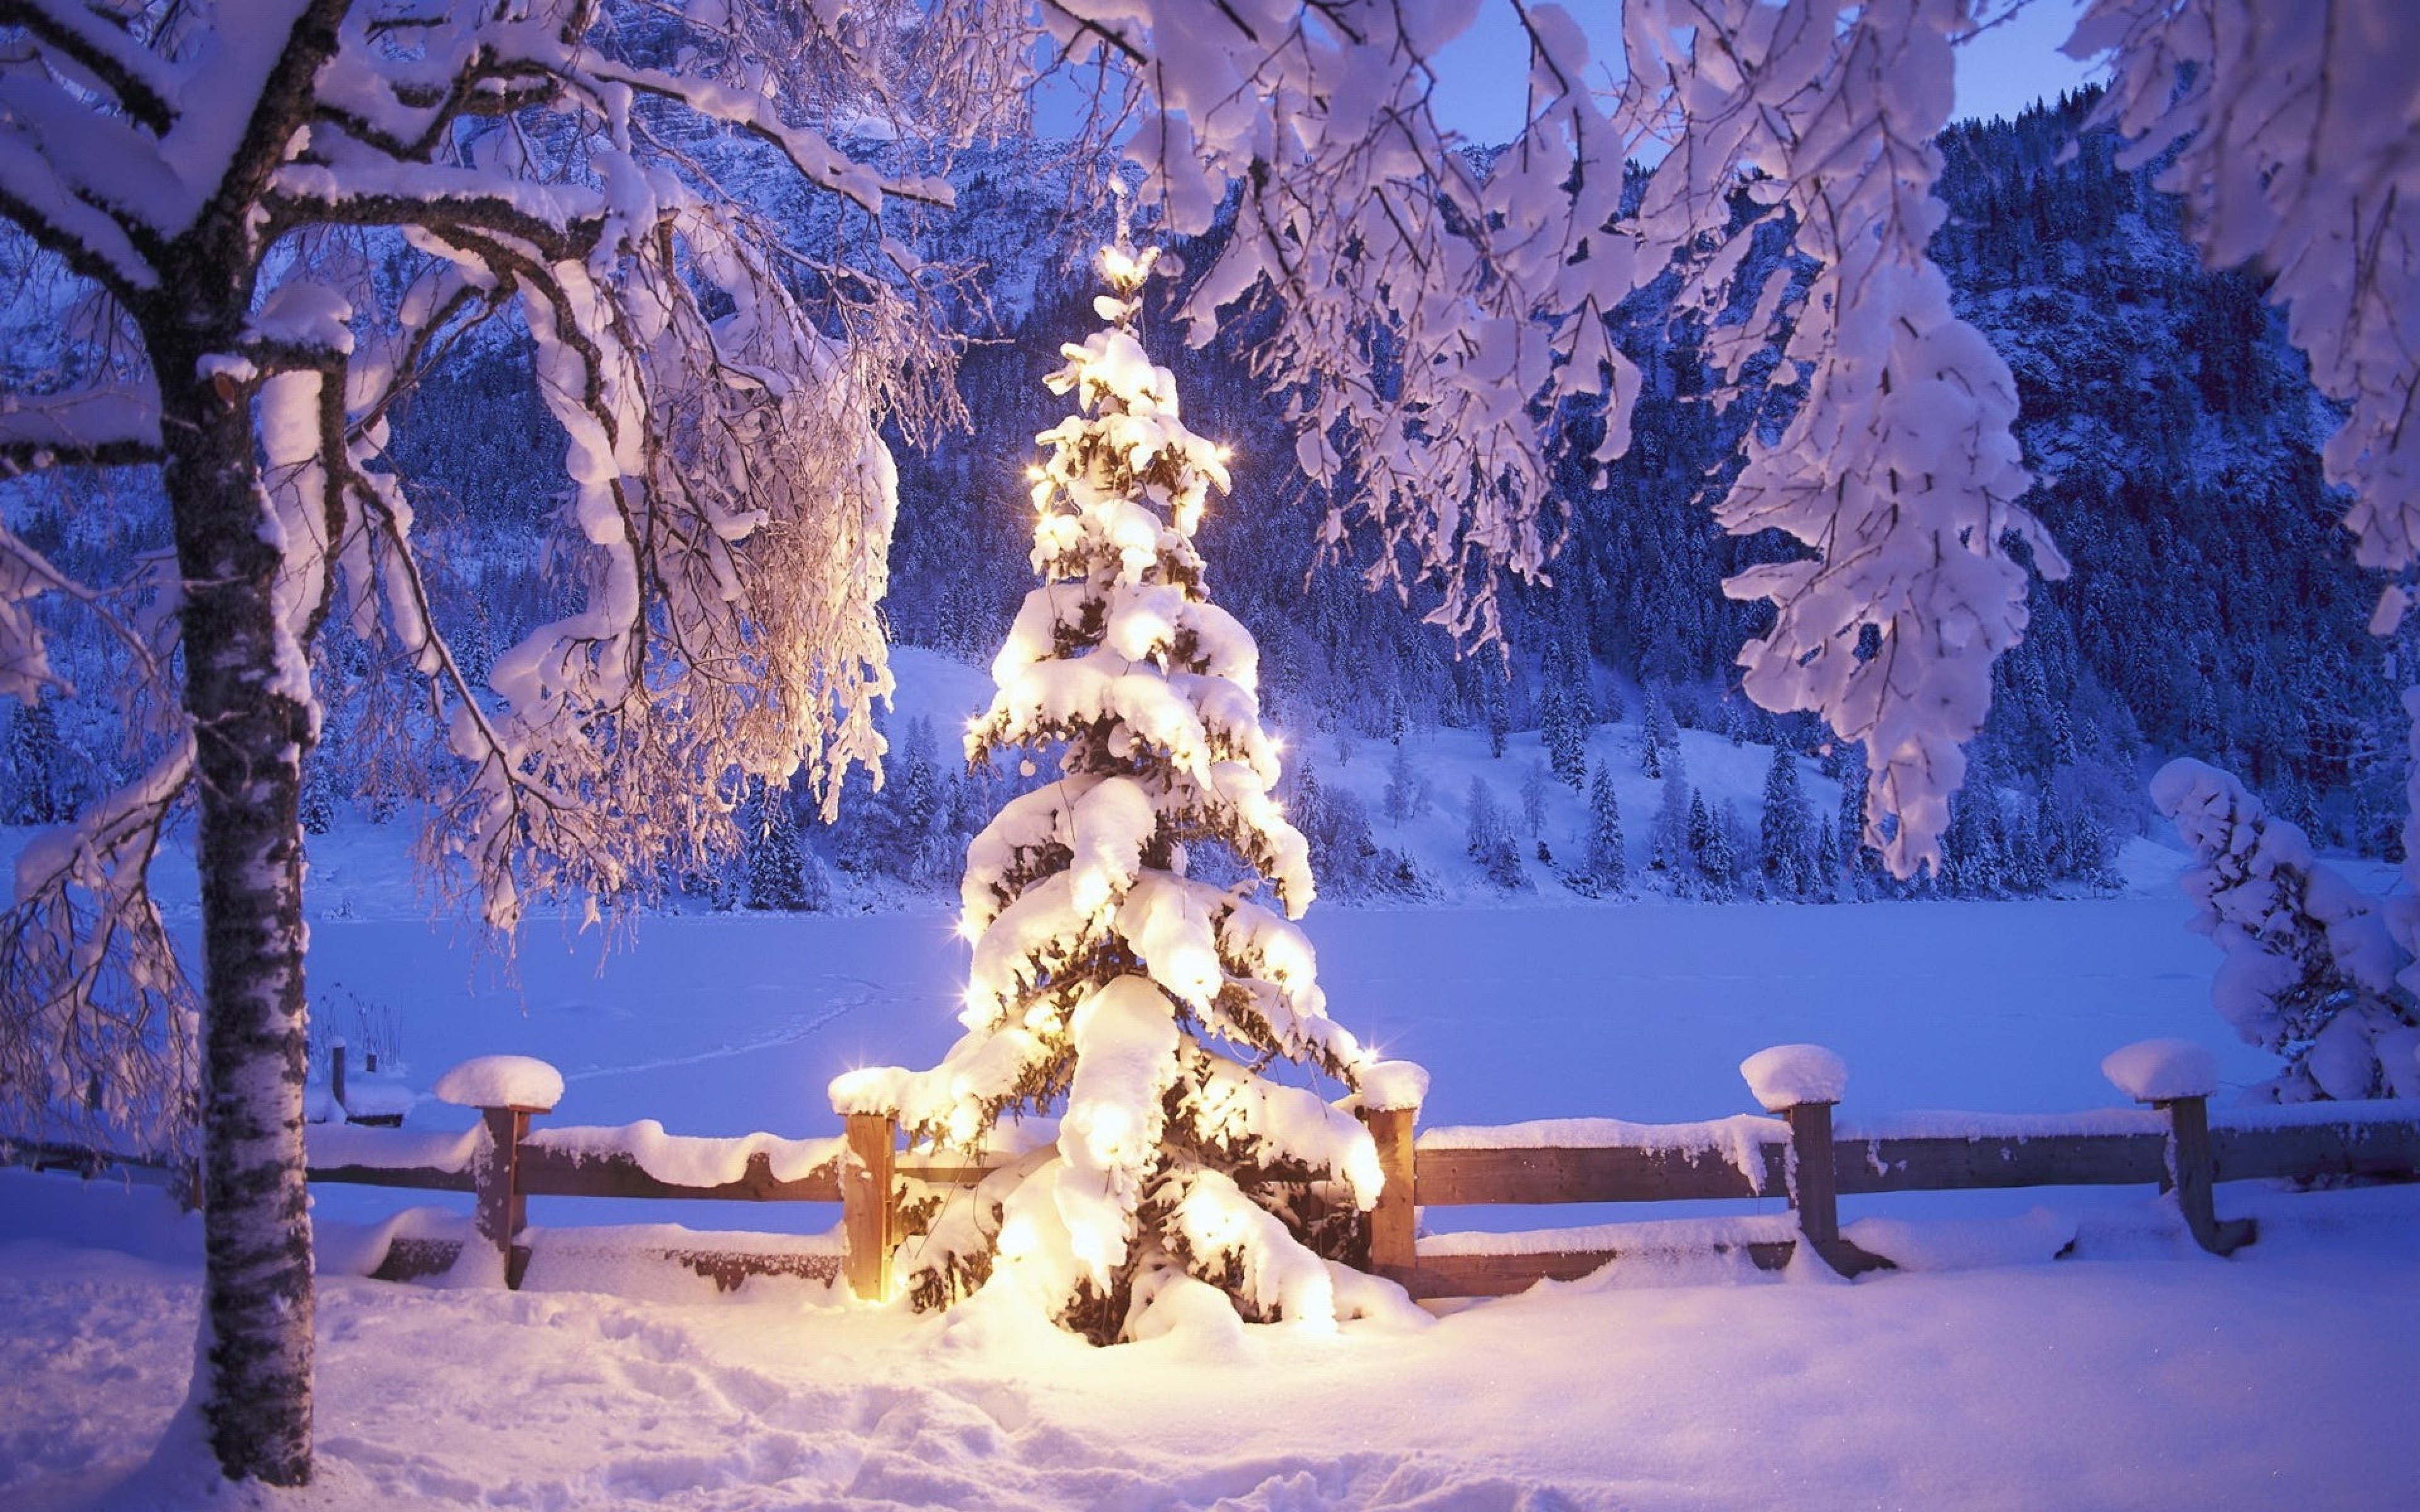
<box><xmin>1431</xmin><ymin>0</ymin><xmax>2105</xmax><ymax>144</ymax></box>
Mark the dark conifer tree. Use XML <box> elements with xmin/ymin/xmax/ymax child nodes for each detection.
<box><xmin>1585</xmin><ymin>764</ymin><xmax>1627</xmax><ymax>895</ymax></box>
<box><xmin>1758</xmin><ymin>745</ymin><xmax>1814</xmax><ymax>898</ymax></box>
<box><xmin>7</xmin><ymin>699</ymin><xmax>64</xmax><ymax>825</ymax></box>
<box><xmin>747</xmin><ymin>784</ymin><xmax>810</xmax><ymax>911</ymax></box>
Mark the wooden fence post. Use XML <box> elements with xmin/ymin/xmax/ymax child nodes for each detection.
<box><xmin>475</xmin><ymin>1104</ymin><xmax>533</xmax><ymax>1289</ymax></box>
<box><xmin>1782</xmin><ymin>1099</ymin><xmax>1840</xmax><ymax>1249</ymax></box>
<box><xmin>843</xmin><ymin>1111</ymin><xmax>896</xmax><ymax>1302</ymax></box>
<box><xmin>1781</xmin><ymin>1098</ymin><xmax>1890</xmax><ymax>1278</ymax></box>
<box><xmin>2158</xmin><ymin>1094</ymin><xmax>2256</xmax><ymax>1256</ymax></box>
<box><xmin>1361</xmin><ymin>1104</ymin><xmax>1419</xmax><ymax>1282</ymax></box>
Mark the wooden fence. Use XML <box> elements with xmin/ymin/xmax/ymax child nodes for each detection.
<box><xmin>298</xmin><ymin>1104</ymin><xmax>999</xmax><ymax>1295</ymax></box>
<box><xmin>1363</xmin><ymin>1083</ymin><xmax>2420</xmax><ymax>1298</ymax></box>
<box><xmin>9</xmin><ymin>1048</ymin><xmax>2419</xmax><ymax>1305</ymax></box>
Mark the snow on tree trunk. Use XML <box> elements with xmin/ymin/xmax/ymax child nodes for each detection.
<box><xmin>832</xmin><ymin>248</ymin><xmax>1405</xmax><ymax>1341</ymax></box>
<box><xmin>156</xmin><ymin>323</ymin><xmax>317</xmax><ymax>1487</ymax></box>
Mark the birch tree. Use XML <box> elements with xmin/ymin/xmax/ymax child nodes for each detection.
<box><xmin>0</xmin><ymin>0</ymin><xmax>1022</xmax><ymax>1483</ymax></box>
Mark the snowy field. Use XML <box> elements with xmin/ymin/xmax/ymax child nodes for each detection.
<box><xmin>6</xmin><ymin>864</ymin><xmax>2418</xmax><ymax>1509</ymax></box>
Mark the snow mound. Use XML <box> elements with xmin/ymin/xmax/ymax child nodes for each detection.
<box><xmin>1841</xmin><ymin>1208</ymin><xmax>2078</xmax><ymax>1272</ymax></box>
<box><xmin>339</xmin><ymin>1079</ymin><xmax>416</xmax><ymax>1120</ymax></box>
<box><xmin>1740</xmin><ymin>1044</ymin><xmax>1848</xmax><ymax>1111</ymax></box>
<box><xmin>2100</xmin><ymin>1040</ymin><xmax>2217</xmax><ymax>1103</ymax></box>
<box><xmin>432</xmin><ymin>1055</ymin><xmax>564</xmax><ymax>1110</ymax></box>
<box><xmin>524</xmin><ymin>1124</ymin><xmax>842</xmax><ymax>1187</ymax></box>
<box><xmin>1356</xmin><ymin>1059</ymin><xmax>1430</xmax><ymax>1113</ymax></box>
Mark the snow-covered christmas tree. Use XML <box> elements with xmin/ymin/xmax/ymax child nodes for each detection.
<box><xmin>833</xmin><ymin>246</ymin><xmax>1417</xmax><ymax>1342</ymax></box>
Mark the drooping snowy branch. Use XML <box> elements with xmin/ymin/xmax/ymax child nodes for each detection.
<box><xmin>1047</xmin><ymin>1</ymin><xmax>1645</xmax><ymax>646</ymax></box>
<box><xmin>2077</xmin><ymin>0</ymin><xmax>2420</xmax><ymax>966</ymax></box>
<box><xmin>0</xmin><ymin>738</ymin><xmax>197</xmax><ymax>1156</ymax></box>
<box><xmin>1619</xmin><ymin>0</ymin><xmax>2068</xmax><ymax>876</ymax></box>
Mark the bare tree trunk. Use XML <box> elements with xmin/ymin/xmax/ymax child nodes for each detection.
<box><xmin>155</xmin><ymin>325</ymin><xmax>317</xmax><ymax>1487</ymax></box>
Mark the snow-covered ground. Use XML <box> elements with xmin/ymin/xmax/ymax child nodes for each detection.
<box><xmin>6</xmin><ymin>645</ymin><xmax>2417</xmax><ymax>1508</ymax></box>
<box><xmin>6</xmin><ymin>1166</ymin><xmax>2415</xmax><ymax>1512</ymax></box>
<box><xmin>8</xmin><ymin>873</ymin><xmax>2419</xmax><ymax>1508</ymax></box>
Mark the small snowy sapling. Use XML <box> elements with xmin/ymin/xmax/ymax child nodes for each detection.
<box><xmin>2151</xmin><ymin>759</ymin><xmax>2420</xmax><ymax>1102</ymax></box>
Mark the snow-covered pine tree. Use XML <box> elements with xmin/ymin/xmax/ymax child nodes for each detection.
<box><xmin>6</xmin><ymin>699</ymin><xmax>63</xmax><ymax>825</ymax></box>
<box><xmin>1383</xmin><ymin>743</ymin><xmax>1424</xmax><ymax>823</ymax></box>
<box><xmin>2151</xmin><ymin>759</ymin><xmax>2420</xmax><ymax>1102</ymax></box>
<box><xmin>1584</xmin><ymin>764</ymin><xmax>1628</xmax><ymax>895</ymax></box>
<box><xmin>1686</xmin><ymin>790</ymin><xmax>1717</xmax><ymax>895</ymax></box>
<box><xmin>1640</xmin><ymin>684</ymin><xmax>1678</xmax><ymax>779</ymax></box>
<box><xmin>297</xmin><ymin>759</ymin><xmax>334</xmax><ymax>838</ymax></box>
<box><xmin>1700</xmin><ymin>798</ymin><xmax>1743</xmax><ymax>899</ymax></box>
<box><xmin>1759</xmin><ymin>745</ymin><xmax>1814</xmax><ymax>898</ymax></box>
<box><xmin>1835</xmin><ymin>745</ymin><xmax>1877</xmax><ymax>901</ymax></box>
<box><xmin>1651</xmin><ymin>765</ymin><xmax>1693</xmax><ymax>885</ymax></box>
<box><xmin>1482</xmin><ymin>672</ymin><xmax>1511</xmax><ymax>759</ymax></box>
<box><xmin>832</xmin><ymin>248</ymin><xmax>1403</xmax><ymax>1341</ymax></box>
<box><xmin>1540</xmin><ymin>640</ymin><xmax>1589</xmax><ymax>790</ymax></box>
<box><xmin>746</xmin><ymin>783</ymin><xmax>810</xmax><ymax>912</ymax></box>
<box><xmin>1812</xmin><ymin>825</ymin><xmax>1843</xmax><ymax>903</ymax></box>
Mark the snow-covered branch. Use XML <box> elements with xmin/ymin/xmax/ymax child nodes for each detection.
<box><xmin>1618</xmin><ymin>0</ymin><xmax>2066</xmax><ymax>875</ymax></box>
<box><xmin>0</xmin><ymin>1</ymin><xmax>176</xmax><ymax>134</ymax></box>
<box><xmin>1049</xmin><ymin>0</ymin><xmax>1640</xmax><ymax>647</ymax></box>
<box><xmin>0</xmin><ymin>737</ymin><xmax>197</xmax><ymax>1157</ymax></box>
<box><xmin>2152</xmin><ymin>758</ymin><xmax>2420</xmax><ymax>1102</ymax></box>
<box><xmin>0</xmin><ymin>381</ymin><xmax>161</xmax><ymax>471</ymax></box>
<box><xmin>2078</xmin><ymin>0</ymin><xmax>2420</xmax><ymax>947</ymax></box>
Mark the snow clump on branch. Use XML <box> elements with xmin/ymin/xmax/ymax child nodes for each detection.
<box><xmin>2150</xmin><ymin>758</ymin><xmax>2420</xmax><ymax>1103</ymax></box>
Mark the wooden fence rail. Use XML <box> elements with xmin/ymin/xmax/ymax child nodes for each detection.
<box><xmin>1367</xmin><ymin>1077</ymin><xmax>2420</xmax><ymax>1299</ymax></box>
<box><xmin>10</xmin><ymin>1043</ymin><xmax>2419</xmax><ymax>1307</ymax></box>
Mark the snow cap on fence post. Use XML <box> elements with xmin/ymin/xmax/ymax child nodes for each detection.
<box><xmin>2099</xmin><ymin>1040</ymin><xmax>2217</xmax><ymax>1104</ymax></box>
<box><xmin>433</xmin><ymin>1056</ymin><xmax>560</xmax><ymax>1292</ymax></box>
<box><xmin>1740</xmin><ymin>1045</ymin><xmax>1848</xmax><ymax>1112</ymax></box>
<box><xmin>1349</xmin><ymin>1060</ymin><xmax>1426</xmax><ymax>1283</ymax></box>
<box><xmin>1354</xmin><ymin>1059</ymin><xmax>1431</xmax><ymax>1114</ymax></box>
<box><xmin>432</xmin><ymin>1055</ymin><xmax>564</xmax><ymax>1113</ymax></box>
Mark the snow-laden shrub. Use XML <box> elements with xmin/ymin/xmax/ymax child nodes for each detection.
<box><xmin>833</xmin><ymin>250</ymin><xmax>1409</xmax><ymax>1341</ymax></box>
<box><xmin>2150</xmin><ymin>759</ymin><xmax>2420</xmax><ymax>1102</ymax></box>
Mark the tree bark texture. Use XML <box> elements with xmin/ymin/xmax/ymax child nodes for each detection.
<box><xmin>156</xmin><ymin>323</ymin><xmax>317</xmax><ymax>1487</ymax></box>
